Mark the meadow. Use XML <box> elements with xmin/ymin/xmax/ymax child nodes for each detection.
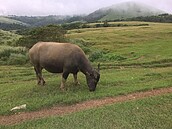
<box><xmin>0</xmin><ymin>21</ymin><xmax>172</xmax><ymax>128</ymax></box>
<box><xmin>68</xmin><ymin>22</ymin><xmax>172</xmax><ymax>65</ymax></box>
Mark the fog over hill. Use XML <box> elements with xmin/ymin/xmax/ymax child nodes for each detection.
<box><xmin>86</xmin><ymin>1</ymin><xmax>166</xmax><ymax>22</ymax></box>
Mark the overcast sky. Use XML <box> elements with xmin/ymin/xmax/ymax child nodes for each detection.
<box><xmin>0</xmin><ymin>0</ymin><xmax>172</xmax><ymax>16</ymax></box>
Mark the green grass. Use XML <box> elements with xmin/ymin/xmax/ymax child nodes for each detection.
<box><xmin>2</xmin><ymin>93</ymin><xmax>172</xmax><ymax>129</ymax></box>
<box><xmin>0</xmin><ymin>65</ymin><xmax>172</xmax><ymax>115</ymax></box>
<box><xmin>0</xmin><ymin>21</ymin><xmax>172</xmax><ymax>128</ymax></box>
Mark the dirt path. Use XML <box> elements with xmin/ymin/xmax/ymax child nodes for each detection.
<box><xmin>1</xmin><ymin>87</ymin><xmax>172</xmax><ymax>125</ymax></box>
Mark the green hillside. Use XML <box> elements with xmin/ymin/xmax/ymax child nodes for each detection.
<box><xmin>68</xmin><ymin>21</ymin><xmax>172</xmax><ymax>66</ymax></box>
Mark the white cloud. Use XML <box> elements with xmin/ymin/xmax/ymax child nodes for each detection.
<box><xmin>0</xmin><ymin>0</ymin><xmax>171</xmax><ymax>16</ymax></box>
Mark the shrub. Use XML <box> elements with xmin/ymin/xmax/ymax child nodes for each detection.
<box><xmin>102</xmin><ymin>53</ymin><xmax>127</xmax><ymax>61</ymax></box>
<box><xmin>89</xmin><ymin>50</ymin><xmax>104</xmax><ymax>62</ymax></box>
<box><xmin>89</xmin><ymin>51</ymin><xmax>127</xmax><ymax>62</ymax></box>
<box><xmin>0</xmin><ymin>46</ymin><xmax>28</xmax><ymax>65</ymax></box>
<box><xmin>7</xmin><ymin>53</ymin><xmax>28</xmax><ymax>65</ymax></box>
<box><xmin>0</xmin><ymin>49</ymin><xmax>11</xmax><ymax>58</ymax></box>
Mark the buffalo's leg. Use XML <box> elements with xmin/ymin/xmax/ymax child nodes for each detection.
<box><xmin>60</xmin><ymin>72</ymin><xmax>69</xmax><ymax>90</ymax></box>
<box><xmin>34</xmin><ymin>66</ymin><xmax>45</xmax><ymax>86</ymax></box>
<box><xmin>73</xmin><ymin>73</ymin><xmax>80</xmax><ymax>85</ymax></box>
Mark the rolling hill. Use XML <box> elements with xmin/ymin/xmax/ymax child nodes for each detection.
<box><xmin>86</xmin><ymin>1</ymin><xmax>165</xmax><ymax>22</ymax></box>
<box><xmin>9</xmin><ymin>15</ymin><xmax>69</xmax><ymax>27</ymax></box>
<box><xmin>0</xmin><ymin>16</ymin><xmax>27</xmax><ymax>25</ymax></box>
<box><xmin>0</xmin><ymin>16</ymin><xmax>30</xmax><ymax>30</ymax></box>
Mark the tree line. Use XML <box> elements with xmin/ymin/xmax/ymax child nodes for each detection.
<box><xmin>127</xmin><ymin>14</ymin><xmax>172</xmax><ymax>23</ymax></box>
<box><xmin>1</xmin><ymin>14</ymin><xmax>172</xmax><ymax>31</ymax></box>
<box><xmin>16</xmin><ymin>25</ymin><xmax>67</xmax><ymax>48</ymax></box>
<box><xmin>0</xmin><ymin>23</ymin><xmax>27</xmax><ymax>31</ymax></box>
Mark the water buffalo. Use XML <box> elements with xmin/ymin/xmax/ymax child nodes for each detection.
<box><xmin>29</xmin><ymin>42</ymin><xmax>100</xmax><ymax>91</ymax></box>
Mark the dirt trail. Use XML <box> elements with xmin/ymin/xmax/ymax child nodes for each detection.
<box><xmin>1</xmin><ymin>87</ymin><xmax>172</xmax><ymax>125</ymax></box>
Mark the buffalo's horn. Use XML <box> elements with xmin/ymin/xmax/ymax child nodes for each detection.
<box><xmin>98</xmin><ymin>63</ymin><xmax>100</xmax><ymax>72</ymax></box>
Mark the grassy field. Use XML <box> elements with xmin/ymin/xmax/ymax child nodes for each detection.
<box><xmin>0</xmin><ymin>21</ymin><xmax>172</xmax><ymax>128</ymax></box>
<box><xmin>0</xmin><ymin>65</ymin><xmax>172</xmax><ymax>116</ymax></box>
<box><xmin>68</xmin><ymin>22</ymin><xmax>172</xmax><ymax>65</ymax></box>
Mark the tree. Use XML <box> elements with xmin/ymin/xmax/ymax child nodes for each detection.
<box><xmin>103</xmin><ymin>20</ymin><xmax>109</xmax><ymax>27</ymax></box>
<box><xmin>62</xmin><ymin>22</ymin><xmax>83</xmax><ymax>30</ymax></box>
<box><xmin>16</xmin><ymin>25</ymin><xmax>67</xmax><ymax>48</ymax></box>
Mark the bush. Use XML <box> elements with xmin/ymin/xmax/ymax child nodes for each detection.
<box><xmin>16</xmin><ymin>25</ymin><xmax>67</xmax><ymax>48</ymax></box>
<box><xmin>62</xmin><ymin>22</ymin><xmax>83</xmax><ymax>30</ymax></box>
<box><xmin>0</xmin><ymin>49</ymin><xmax>11</xmax><ymax>58</ymax></box>
<box><xmin>7</xmin><ymin>53</ymin><xmax>28</xmax><ymax>65</ymax></box>
<box><xmin>89</xmin><ymin>50</ymin><xmax>104</xmax><ymax>62</ymax></box>
<box><xmin>0</xmin><ymin>46</ymin><xmax>28</xmax><ymax>65</ymax></box>
<box><xmin>102</xmin><ymin>53</ymin><xmax>127</xmax><ymax>61</ymax></box>
<box><xmin>89</xmin><ymin>51</ymin><xmax>127</xmax><ymax>62</ymax></box>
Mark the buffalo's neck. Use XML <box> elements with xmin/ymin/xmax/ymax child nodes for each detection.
<box><xmin>79</xmin><ymin>58</ymin><xmax>93</xmax><ymax>75</ymax></box>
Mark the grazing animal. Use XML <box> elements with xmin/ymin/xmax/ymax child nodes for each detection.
<box><xmin>29</xmin><ymin>42</ymin><xmax>100</xmax><ymax>91</ymax></box>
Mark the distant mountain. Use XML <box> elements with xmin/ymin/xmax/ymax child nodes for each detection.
<box><xmin>0</xmin><ymin>15</ymin><xmax>71</xmax><ymax>30</ymax></box>
<box><xmin>86</xmin><ymin>1</ymin><xmax>166</xmax><ymax>22</ymax></box>
<box><xmin>8</xmin><ymin>15</ymin><xmax>70</xmax><ymax>27</ymax></box>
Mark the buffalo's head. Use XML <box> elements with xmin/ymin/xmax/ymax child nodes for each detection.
<box><xmin>86</xmin><ymin>64</ymin><xmax>100</xmax><ymax>92</ymax></box>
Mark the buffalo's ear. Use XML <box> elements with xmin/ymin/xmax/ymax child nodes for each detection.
<box><xmin>93</xmin><ymin>70</ymin><xmax>100</xmax><ymax>82</ymax></box>
<box><xmin>98</xmin><ymin>63</ymin><xmax>100</xmax><ymax>73</ymax></box>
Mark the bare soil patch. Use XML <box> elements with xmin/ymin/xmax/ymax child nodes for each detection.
<box><xmin>0</xmin><ymin>87</ymin><xmax>172</xmax><ymax>125</ymax></box>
